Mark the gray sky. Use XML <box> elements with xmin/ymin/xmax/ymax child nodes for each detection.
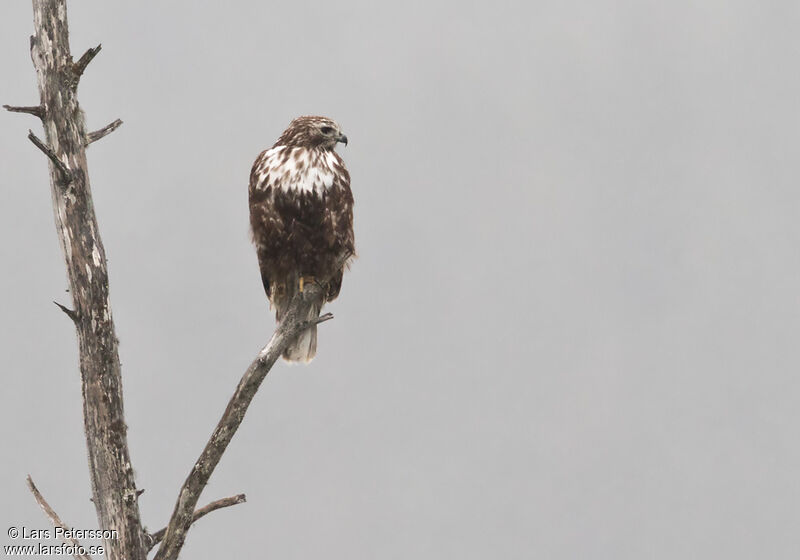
<box><xmin>2</xmin><ymin>1</ymin><xmax>799</xmax><ymax>558</ymax></box>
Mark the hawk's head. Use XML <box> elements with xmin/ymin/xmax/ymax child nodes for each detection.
<box><xmin>275</xmin><ymin>116</ymin><xmax>348</xmax><ymax>150</ymax></box>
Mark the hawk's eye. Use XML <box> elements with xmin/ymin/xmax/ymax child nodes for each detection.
<box><xmin>320</xmin><ymin>126</ymin><xmax>334</xmax><ymax>135</ymax></box>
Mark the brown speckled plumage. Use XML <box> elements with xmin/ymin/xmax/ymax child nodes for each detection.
<box><xmin>249</xmin><ymin>116</ymin><xmax>354</xmax><ymax>362</ymax></box>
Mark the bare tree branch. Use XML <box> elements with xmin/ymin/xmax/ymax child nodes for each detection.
<box><xmin>154</xmin><ymin>288</ymin><xmax>330</xmax><ymax>560</ymax></box>
<box><xmin>86</xmin><ymin>118</ymin><xmax>122</xmax><ymax>145</ymax></box>
<box><xmin>3</xmin><ymin>104</ymin><xmax>44</xmax><ymax>118</ymax></box>
<box><xmin>71</xmin><ymin>44</ymin><xmax>101</xmax><ymax>82</ymax></box>
<box><xmin>153</xmin><ymin>254</ymin><xmax>350</xmax><ymax>560</ymax></box>
<box><xmin>27</xmin><ymin>476</ymin><xmax>93</xmax><ymax>560</ymax></box>
<box><xmin>145</xmin><ymin>494</ymin><xmax>246</xmax><ymax>551</ymax></box>
<box><xmin>314</xmin><ymin>312</ymin><xmax>334</xmax><ymax>325</ymax></box>
<box><xmin>27</xmin><ymin>129</ymin><xmax>72</xmax><ymax>180</ymax></box>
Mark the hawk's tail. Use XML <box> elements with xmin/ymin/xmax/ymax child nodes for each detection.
<box><xmin>273</xmin><ymin>278</ymin><xmax>322</xmax><ymax>363</ymax></box>
<box><xmin>282</xmin><ymin>301</ymin><xmax>320</xmax><ymax>362</ymax></box>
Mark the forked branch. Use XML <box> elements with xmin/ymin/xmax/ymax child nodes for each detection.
<box><xmin>145</xmin><ymin>494</ymin><xmax>246</xmax><ymax>551</ymax></box>
<box><xmin>153</xmin><ymin>253</ymin><xmax>350</xmax><ymax>560</ymax></box>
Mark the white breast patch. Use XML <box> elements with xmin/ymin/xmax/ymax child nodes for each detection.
<box><xmin>254</xmin><ymin>146</ymin><xmax>339</xmax><ymax>195</ymax></box>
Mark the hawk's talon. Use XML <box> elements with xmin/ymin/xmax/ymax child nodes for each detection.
<box><xmin>299</xmin><ymin>276</ymin><xmax>317</xmax><ymax>293</ymax></box>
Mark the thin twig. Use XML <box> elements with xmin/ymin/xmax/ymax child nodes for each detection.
<box><xmin>146</xmin><ymin>494</ymin><xmax>246</xmax><ymax>551</ymax></box>
<box><xmin>3</xmin><ymin>104</ymin><xmax>44</xmax><ymax>118</ymax></box>
<box><xmin>53</xmin><ymin>300</ymin><xmax>79</xmax><ymax>323</ymax></box>
<box><xmin>311</xmin><ymin>312</ymin><xmax>334</xmax><ymax>325</ymax></box>
<box><xmin>86</xmin><ymin>119</ymin><xmax>122</xmax><ymax>145</ymax></box>
<box><xmin>72</xmin><ymin>44</ymin><xmax>101</xmax><ymax>80</ymax></box>
<box><xmin>27</xmin><ymin>129</ymin><xmax>71</xmax><ymax>180</ymax></box>
<box><xmin>27</xmin><ymin>476</ymin><xmax>92</xmax><ymax>560</ymax></box>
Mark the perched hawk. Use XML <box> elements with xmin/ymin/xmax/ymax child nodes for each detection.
<box><xmin>249</xmin><ymin>116</ymin><xmax>355</xmax><ymax>362</ymax></box>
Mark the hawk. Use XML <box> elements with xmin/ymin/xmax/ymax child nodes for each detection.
<box><xmin>249</xmin><ymin>116</ymin><xmax>355</xmax><ymax>362</ymax></box>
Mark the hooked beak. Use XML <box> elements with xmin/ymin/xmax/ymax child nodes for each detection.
<box><xmin>337</xmin><ymin>133</ymin><xmax>348</xmax><ymax>146</ymax></box>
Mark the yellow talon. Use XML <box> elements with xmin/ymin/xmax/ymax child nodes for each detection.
<box><xmin>299</xmin><ymin>276</ymin><xmax>316</xmax><ymax>293</ymax></box>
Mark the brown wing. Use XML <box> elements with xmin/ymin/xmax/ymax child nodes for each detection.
<box><xmin>248</xmin><ymin>149</ymin><xmax>281</xmax><ymax>299</ymax></box>
<box><xmin>322</xmin><ymin>152</ymin><xmax>354</xmax><ymax>301</ymax></box>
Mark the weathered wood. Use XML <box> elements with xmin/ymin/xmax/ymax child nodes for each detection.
<box><xmin>3</xmin><ymin>104</ymin><xmax>44</xmax><ymax>118</ymax></box>
<box><xmin>53</xmin><ymin>299</ymin><xmax>79</xmax><ymax>322</ymax></box>
<box><xmin>153</xmin><ymin>280</ymin><xmax>339</xmax><ymax>560</ymax></box>
<box><xmin>146</xmin><ymin>493</ymin><xmax>247</xmax><ymax>551</ymax></box>
<box><xmin>26</xmin><ymin>2</ymin><xmax>146</xmax><ymax>559</ymax></box>
<box><xmin>71</xmin><ymin>44</ymin><xmax>101</xmax><ymax>83</ymax></box>
<box><xmin>86</xmin><ymin>119</ymin><xmax>123</xmax><ymax>145</ymax></box>
<box><xmin>27</xmin><ymin>129</ymin><xmax>72</xmax><ymax>180</ymax></box>
<box><xmin>27</xmin><ymin>476</ymin><xmax>92</xmax><ymax>560</ymax></box>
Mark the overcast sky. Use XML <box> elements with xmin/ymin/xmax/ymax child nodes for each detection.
<box><xmin>2</xmin><ymin>1</ymin><xmax>799</xmax><ymax>558</ymax></box>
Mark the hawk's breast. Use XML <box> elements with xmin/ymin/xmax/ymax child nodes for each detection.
<box><xmin>252</xmin><ymin>146</ymin><xmax>340</xmax><ymax>196</ymax></box>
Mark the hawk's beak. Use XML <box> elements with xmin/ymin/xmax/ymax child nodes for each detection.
<box><xmin>337</xmin><ymin>134</ymin><xmax>348</xmax><ymax>146</ymax></box>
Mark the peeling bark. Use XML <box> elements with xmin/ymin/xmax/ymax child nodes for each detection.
<box><xmin>25</xmin><ymin>1</ymin><xmax>144</xmax><ymax>559</ymax></box>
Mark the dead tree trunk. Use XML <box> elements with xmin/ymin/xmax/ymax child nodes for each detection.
<box><xmin>7</xmin><ymin>3</ymin><xmax>345</xmax><ymax>559</ymax></box>
<box><xmin>16</xmin><ymin>2</ymin><xmax>146</xmax><ymax>559</ymax></box>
